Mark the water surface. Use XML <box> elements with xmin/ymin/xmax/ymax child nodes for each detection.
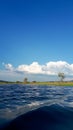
<box><xmin>0</xmin><ymin>84</ymin><xmax>73</xmax><ymax>129</ymax></box>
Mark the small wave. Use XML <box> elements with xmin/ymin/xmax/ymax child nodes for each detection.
<box><xmin>2</xmin><ymin>104</ymin><xmax>73</xmax><ymax>130</ymax></box>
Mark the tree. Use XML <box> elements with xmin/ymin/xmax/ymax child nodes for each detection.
<box><xmin>32</xmin><ymin>81</ymin><xmax>36</xmax><ymax>83</ymax></box>
<box><xmin>24</xmin><ymin>77</ymin><xmax>28</xmax><ymax>83</ymax></box>
<box><xmin>58</xmin><ymin>72</ymin><xmax>65</xmax><ymax>82</ymax></box>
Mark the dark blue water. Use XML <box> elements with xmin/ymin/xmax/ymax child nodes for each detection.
<box><xmin>0</xmin><ymin>84</ymin><xmax>73</xmax><ymax>130</ymax></box>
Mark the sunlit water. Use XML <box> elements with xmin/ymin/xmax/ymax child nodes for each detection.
<box><xmin>0</xmin><ymin>84</ymin><xmax>73</xmax><ymax>129</ymax></box>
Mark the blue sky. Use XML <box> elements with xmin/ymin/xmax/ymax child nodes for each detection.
<box><xmin>0</xmin><ymin>0</ymin><xmax>73</xmax><ymax>81</ymax></box>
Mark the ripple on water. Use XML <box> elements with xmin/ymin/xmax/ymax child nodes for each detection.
<box><xmin>0</xmin><ymin>84</ymin><xmax>73</xmax><ymax>127</ymax></box>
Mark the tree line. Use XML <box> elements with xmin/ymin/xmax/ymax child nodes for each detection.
<box><xmin>23</xmin><ymin>72</ymin><xmax>65</xmax><ymax>83</ymax></box>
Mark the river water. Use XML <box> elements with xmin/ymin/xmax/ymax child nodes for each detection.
<box><xmin>0</xmin><ymin>84</ymin><xmax>73</xmax><ymax>130</ymax></box>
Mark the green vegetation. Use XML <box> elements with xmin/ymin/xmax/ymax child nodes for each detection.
<box><xmin>0</xmin><ymin>73</ymin><xmax>73</xmax><ymax>86</ymax></box>
<box><xmin>24</xmin><ymin>77</ymin><xmax>28</xmax><ymax>83</ymax></box>
<box><xmin>30</xmin><ymin>81</ymin><xmax>73</xmax><ymax>86</ymax></box>
<box><xmin>0</xmin><ymin>80</ymin><xmax>73</xmax><ymax>86</ymax></box>
<box><xmin>58</xmin><ymin>72</ymin><xmax>65</xmax><ymax>81</ymax></box>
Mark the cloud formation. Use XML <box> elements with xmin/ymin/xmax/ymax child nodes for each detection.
<box><xmin>17</xmin><ymin>62</ymin><xmax>43</xmax><ymax>74</ymax></box>
<box><xmin>4</xmin><ymin>63</ymin><xmax>14</xmax><ymax>71</ymax></box>
<box><xmin>3</xmin><ymin>61</ymin><xmax>73</xmax><ymax>75</ymax></box>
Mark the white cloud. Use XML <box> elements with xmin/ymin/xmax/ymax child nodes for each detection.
<box><xmin>1</xmin><ymin>61</ymin><xmax>73</xmax><ymax>81</ymax></box>
<box><xmin>17</xmin><ymin>62</ymin><xmax>43</xmax><ymax>74</ymax></box>
<box><xmin>2</xmin><ymin>61</ymin><xmax>73</xmax><ymax>76</ymax></box>
<box><xmin>43</xmin><ymin>61</ymin><xmax>73</xmax><ymax>75</ymax></box>
<box><xmin>4</xmin><ymin>63</ymin><xmax>14</xmax><ymax>71</ymax></box>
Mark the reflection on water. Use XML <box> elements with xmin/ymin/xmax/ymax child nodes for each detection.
<box><xmin>0</xmin><ymin>84</ymin><xmax>73</xmax><ymax>125</ymax></box>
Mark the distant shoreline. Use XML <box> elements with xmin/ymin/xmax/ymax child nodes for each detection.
<box><xmin>0</xmin><ymin>81</ymin><xmax>73</xmax><ymax>86</ymax></box>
